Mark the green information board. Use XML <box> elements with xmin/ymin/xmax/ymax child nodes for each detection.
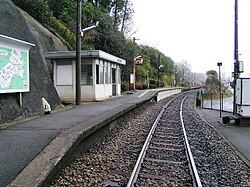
<box><xmin>0</xmin><ymin>46</ymin><xmax>29</xmax><ymax>93</ymax></box>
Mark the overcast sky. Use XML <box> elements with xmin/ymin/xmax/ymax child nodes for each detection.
<box><xmin>131</xmin><ymin>0</ymin><xmax>250</xmax><ymax>77</ymax></box>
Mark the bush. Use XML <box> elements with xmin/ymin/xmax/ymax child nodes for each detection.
<box><xmin>48</xmin><ymin>17</ymin><xmax>75</xmax><ymax>49</ymax></box>
<box><xmin>135</xmin><ymin>82</ymin><xmax>147</xmax><ymax>90</ymax></box>
<box><xmin>121</xmin><ymin>82</ymin><xmax>129</xmax><ymax>92</ymax></box>
<box><xmin>13</xmin><ymin>0</ymin><xmax>51</xmax><ymax>24</ymax></box>
<box><xmin>149</xmin><ymin>84</ymin><xmax>157</xmax><ymax>89</ymax></box>
<box><xmin>149</xmin><ymin>79</ymin><xmax>165</xmax><ymax>88</ymax></box>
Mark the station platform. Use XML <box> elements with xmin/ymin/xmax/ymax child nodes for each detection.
<box><xmin>2</xmin><ymin>89</ymin><xmax>159</xmax><ymax>187</ymax></box>
<box><xmin>1</xmin><ymin>89</ymin><xmax>250</xmax><ymax>187</ymax></box>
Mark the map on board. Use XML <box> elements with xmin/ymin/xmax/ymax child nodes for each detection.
<box><xmin>0</xmin><ymin>46</ymin><xmax>29</xmax><ymax>93</ymax></box>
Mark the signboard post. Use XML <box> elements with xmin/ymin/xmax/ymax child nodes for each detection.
<box><xmin>133</xmin><ymin>55</ymin><xmax>143</xmax><ymax>91</ymax></box>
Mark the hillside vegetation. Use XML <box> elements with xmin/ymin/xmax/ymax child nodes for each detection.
<box><xmin>0</xmin><ymin>0</ymin><xmax>69</xmax><ymax>124</ymax></box>
<box><xmin>204</xmin><ymin>70</ymin><xmax>232</xmax><ymax>99</ymax></box>
<box><xmin>12</xmin><ymin>0</ymin><xmax>175</xmax><ymax>88</ymax></box>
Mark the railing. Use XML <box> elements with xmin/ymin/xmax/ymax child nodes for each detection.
<box><xmin>201</xmin><ymin>93</ymin><xmax>233</xmax><ymax>113</ymax></box>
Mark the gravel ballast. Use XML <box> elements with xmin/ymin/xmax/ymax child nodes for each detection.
<box><xmin>51</xmin><ymin>93</ymin><xmax>250</xmax><ymax>186</ymax></box>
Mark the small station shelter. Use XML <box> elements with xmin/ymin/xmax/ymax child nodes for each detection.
<box><xmin>45</xmin><ymin>50</ymin><xmax>126</xmax><ymax>102</ymax></box>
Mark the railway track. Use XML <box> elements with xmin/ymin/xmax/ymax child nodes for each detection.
<box><xmin>127</xmin><ymin>93</ymin><xmax>202</xmax><ymax>187</ymax></box>
<box><xmin>52</xmin><ymin>91</ymin><xmax>250</xmax><ymax>186</ymax></box>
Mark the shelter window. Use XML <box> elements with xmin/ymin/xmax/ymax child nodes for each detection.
<box><xmin>105</xmin><ymin>66</ymin><xmax>109</xmax><ymax>84</ymax></box>
<box><xmin>118</xmin><ymin>68</ymin><xmax>121</xmax><ymax>84</ymax></box>
<box><xmin>81</xmin><ymin>64</ymin><xmax>93</xmax><ymax>85</ymax></box>
<box><xmin>99</xmin><ymin>64</ymin><xmax>104</xmax><ymax>84</ymax></box>
<box><xmin>57</xmin><ymin>64</ymin><xmax>73</xmax><ymax>85</ymax></box>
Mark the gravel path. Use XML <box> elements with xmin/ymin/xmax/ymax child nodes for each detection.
<box><xmin>183</xmin><ymin>94</ymin><xmax>250</xmax><ymax>186</ymax></box>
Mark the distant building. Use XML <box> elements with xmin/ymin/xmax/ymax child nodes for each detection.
<box><xmin>46</xmin><ymin>50</ymin><xmax>126</xmax><ymax>102</ymax></box>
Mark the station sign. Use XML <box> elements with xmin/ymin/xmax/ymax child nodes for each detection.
<box><xmin>0</xmin><ymin>35</ymin><xmax>35</xmax><ymax>93</ymax></box>
<box><xmin>134</xmin><ymin>55</ymin><xmax>143</xmax><ymax>65</ymax></box>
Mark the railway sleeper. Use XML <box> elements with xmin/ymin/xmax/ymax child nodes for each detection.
<box><xmin>138</xmin><ymin>173</ymin><xmax>193</xmax><ymax>186</ymax></box>
<box><xmin>154</xmin><ymin>130</ymin><xmax>182</xmax><ymax>135</ymax></box>
<box><xmin>145</xmin><ymin>158</ymin><xmax>186</xmax><ymax>165</ymax></box>
<box><xmin>158</xmin><ymin>121</ymin><xmax>180</xmax><ymax>125</ymax></box>
<box><xmin>150</xmin><ymin>141</ymin><xmax>184</xmax><ymax>148</ymax></box>
<box><xmin>151</xmin><ymin>139</ymin><xmax>183</xmax><ymax>145</ymax></box>
<box><xmin>146</xmin><ymin>151</ymin><xmax>185</xmax><ymax>160</ymax></box>
<box><xmin>143</xmin><ymin>160</ymin><xmax>188</xmax><ymax>170</ymax></box>
<box><xmin>148</xmin><ymin>145</ymin><xmax>183</xmax><ymax>152</ymax></box>
<box><xmin>152</xmin><ymin>134</ymin><xmax>182</xmax><ymax>139</ymax></box>
<box><xmin>156</xmin><ymin>126</ymin><xmax>182</xmax><ymax>131</ymax></box>
<box><xmin>145</xmin><ymin>153</ymin><xmax>185</xmax><ymax>161</ymax></box>
<box><xmin>158</xmin><ymin>119</ymin><xmax>180</xmax><ymax>124</ymax></box>
<box><xmin>141</xmin><ymin>164</ymin><xmax>189</xmax><ymax>174</ymax></box>
<box><xmin>140</xmin><ymin>167</ymin><xmax>191</xmax><ymax>180</ymax></box>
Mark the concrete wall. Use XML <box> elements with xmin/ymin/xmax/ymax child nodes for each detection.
<box><xmin>53</xmin><ymin>58</ymin><xmax>122</xmax><ymax>102</ymax></box>
<box><xmin>156</xmin><ymin>88</ymin><xmax>182</xmax><ymax>102</ymax></box>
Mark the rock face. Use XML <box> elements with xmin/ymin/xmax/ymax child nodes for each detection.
<box><xmin>0</xmin><ymin>0</ymin><xmax>68</xmax><ymax>124</ymax></box>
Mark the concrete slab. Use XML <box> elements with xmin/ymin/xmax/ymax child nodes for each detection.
<box><xmin>0</xmin><ymin>129</ymin><xmax>60</xmax><ymax>187</ymax></box>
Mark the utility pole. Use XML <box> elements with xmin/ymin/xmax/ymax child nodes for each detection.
<box><xmin>76</xmin><ymin>0</ymin><xmax>82</xmax><ymax>105</ymax></box>
<box><xmin>133</xmin><ymin>37</ymin><xmax>139</xmax><ymax>91</ymax></box>
<box><xmin>133</xmin><ymin>37</ymin><xmax>136</xmax><ymax>91</ymax></box>
<box><xmin>233</xmin><ymin>0</ymin><xmax>239</xmax><ymax>114</ymax></box>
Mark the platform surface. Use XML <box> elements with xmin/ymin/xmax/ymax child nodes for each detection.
<box><xmin>1</xmin><ymin>90</ymin><xmax>157</xmax><ymax>187</ymax></box>
<box><xmin>2</xmin><ymin>90</ymin><xmax>250</xmax><ymax>186</ymax></box>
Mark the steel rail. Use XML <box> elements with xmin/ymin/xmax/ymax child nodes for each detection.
<box><xmin>127</xmin><ymin>93</ymin><xmax>203</xmax><ymax>187</ymax></box>
<box><xmin>126</xmin><ymin>96</ymin><xmax>176</xmax><ymax>187</ymax></box>
<box><xmin>180</xmin><ymin>94</ymin><xmax>202</xmax><ymax>187</ymax></box>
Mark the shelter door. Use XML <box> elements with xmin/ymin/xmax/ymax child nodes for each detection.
<box><xmin>112</xmin><ymin>68</ymin><xmax>116</xmax><ymax>96</ymax></box>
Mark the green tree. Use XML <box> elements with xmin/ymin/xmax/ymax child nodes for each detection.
<box><xmin>12</xmin><ymin>0</ymin><xmax>174</xmax><ymax>89</ymax></box>
<box><xmin>47</xmin><ymin>0</ymin><xmax>76</xmax><ymax>25</ymax></box>
<box><xmin>13</xmin><ymin>0</ymin><xmax>51</xmax><ymax>24</ymax></box>
<box><xmin>120</xmin><ymin>0</ymin><xmax>134</xmax><ymax>34</ymax></box>
<box><xmin>132</xmin><ymin>45</ymin><xmax>174</xmax><ymax>87</ymax></box>
<box><xmin>205</xmin><ymin>70</ymin><xmax>220</xmax><ymax>97</ymax></box>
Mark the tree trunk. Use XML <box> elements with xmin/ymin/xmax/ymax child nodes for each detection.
<box><xmin>120</xmin><ymin>0</ymin><xmax>128</xmax><ymax>33</ymax></box>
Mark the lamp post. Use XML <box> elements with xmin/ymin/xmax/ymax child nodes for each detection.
<box><xmin>75</xmin><ymin>0</ymin><xmax>98</xmax><ymax>105</ymax></box>
<box><xmin>157</xmin><ymin>54</ymin><xmax>162</xmax><ymax>88</ymax></box>
<box><xmin>158</xmin><ymin>65</ymin><xmax>163</xmax><ymax>88</ymax></box>
<box><xmin>133</xmin><ymin>59</ymin><xmax>136</xmax><ymax>91</ymax></box>
<box><xmin>217</xmin><ymin>62</ymin><xmax>222</xmax><ymax>117</ymax></box>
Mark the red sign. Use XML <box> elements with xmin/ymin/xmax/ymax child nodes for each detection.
<box><xmin>134</xmin><ymin>55</ymin><xmax>143</xmax><ymax>65</ymax></box>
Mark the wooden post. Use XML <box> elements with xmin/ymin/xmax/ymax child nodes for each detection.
<box><xmin>133</xmin><ymin>61</ymin><xmax>136</xmax><ymax>91</ymax></box>
<box><xmin>19</xmin><ymin>92</ymin><xmax>23</xmax><ymax>108</ymax></box>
